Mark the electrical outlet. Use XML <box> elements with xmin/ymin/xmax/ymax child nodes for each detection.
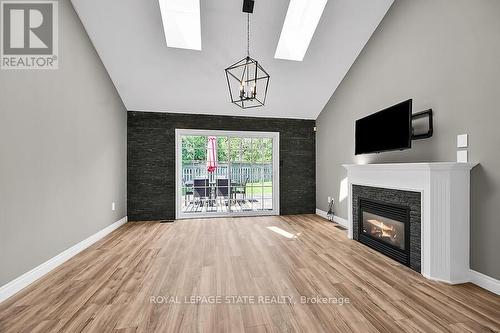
<box><xmin>112</xmin><ymin>202</ymin><xmax>116</xmax><ymax>211</ymax></box>
<box><xmin>327</xmin><ymin>196</ymin><xmax>332</xmax><ymax>204</ymax></box>
<box><xmin>457</xmin><ymin>150</ymin><xmax>468</xmax><ymax>163</ymax></box>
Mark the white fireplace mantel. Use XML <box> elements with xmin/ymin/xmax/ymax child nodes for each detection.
<box><xmin>343</xmin><ymin>162</ymin><xmax>478</xmax><ymax>284</ymax></box>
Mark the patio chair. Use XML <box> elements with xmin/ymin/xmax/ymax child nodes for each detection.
<box><xmin>183</xmin><ymin>178</ymin><xmax>194</xmax><ymax>205</ymax></box>
<box><xmin>193</xmin><ymin>178</ymin><xmax>209</xmax><ymax>206</ymax></box>
<box><xmin>233</xmin><ymin>177</ymin><xmax>249</xmax><ymax>201</ymax></box>
<box><xmin>216</xmin><ymin>179</ymin><xmax>229</xmax><ymax>206</ymax></box>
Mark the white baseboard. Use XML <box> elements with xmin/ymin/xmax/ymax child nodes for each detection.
<box><xmin>421</xmin><ymin>273</ymin><xmax>471</xmax><ymax>285</ymax></box>
<box><xmin>470</xmin><ymin>269</ymin><xmax>500</xmax><ymax>295</ymax></box>
<box><xmin>315</xmin><ymin>208</ymin><xmax>328</xmax><ymax>219</ymax></box>
<box><xmin>315</xmin><ymin>209</ymin><xmax>349</xmax><ymax>229</ymax></box>
<box><xmin>332</xmin><ymin>215</ymin><xmax>349</xmax><ymax>229</ymax></box>
<box><xmin>0</xmin><ymin>216</ymin><xmax>128</xmax><ymax>304</ymax></box>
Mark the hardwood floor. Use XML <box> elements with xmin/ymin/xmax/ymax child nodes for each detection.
<box><xmin>1</xmin><ymin>215</ymin><xmax>499</xmax><ymax>332</ymax></box>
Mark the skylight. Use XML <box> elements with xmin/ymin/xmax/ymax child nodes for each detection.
<box><xmin>274</xmin><ymin>0</ymin><xmax>328</xmax><ymax>61</ymax></box>
<box><xmin>158</xmin><ymin>0</ymin><xmax>201</xmax><ymax>50</ymax></box>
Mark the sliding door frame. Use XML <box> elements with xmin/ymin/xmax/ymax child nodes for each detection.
<box><xmin>175</xmin><ymin>129</ymin><xmax>280</xmax><ymax>219</ymax></box>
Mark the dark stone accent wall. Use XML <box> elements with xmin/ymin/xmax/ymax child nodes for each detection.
<box><xmin>128</xmin><ymin>111</ymin><xmax>316</xmax><ymax>221</ymax></box>
<box><xmin>352</xmin><ymin>185</ymin><xmax>421</xmax><ymax>272</ymax></box>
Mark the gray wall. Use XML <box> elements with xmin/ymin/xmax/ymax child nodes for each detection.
<box><xmin>0</xmin><ymin>0</ymin><xmax>127</xmax><ymax>286</ymax></box>
<box><xmin>316</xmin><ymin>0</ymin><xmax>500</xmax><ymax>279</ymax></box>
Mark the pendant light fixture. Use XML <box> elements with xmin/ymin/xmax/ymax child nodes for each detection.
<box><xmin>225</xmin><ymin>0</ymin><xmax>270</xmax><ymax>109</ymax></box>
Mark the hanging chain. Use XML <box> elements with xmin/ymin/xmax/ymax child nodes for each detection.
<box><xmin>247</xmin><ymin>13</ymin><xmax>250</xmax><ymax>57</ymax></box>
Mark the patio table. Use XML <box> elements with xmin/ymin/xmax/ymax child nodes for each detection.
<box><xmin>184</xmin><ymin>179</ymin><xmax>239</xmax><ymax>202</ymax></box>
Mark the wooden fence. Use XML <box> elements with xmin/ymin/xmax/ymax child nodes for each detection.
<box><xmin>182</xmin><ymin>162</ymin><xmax>273</xmax><ymax>184</ymax></box>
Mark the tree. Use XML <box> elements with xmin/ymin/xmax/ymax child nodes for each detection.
<box><xmin>182</xmin><ymin>135</ymin><xmax>273</xmax><ymax>163</ymax></box>
<box><xmin>182</xmin><ymin>136</ymin><xmax>206</xmax><ymax>162</ymax></box>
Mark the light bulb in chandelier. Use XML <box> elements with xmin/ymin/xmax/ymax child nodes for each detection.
<box><xmin>239</xmin><ymin>81</ymin><xmax>245</xmax><ymax>98</ymax></box>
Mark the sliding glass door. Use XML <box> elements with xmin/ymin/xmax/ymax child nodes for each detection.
<box><xmin>175</xmin><ymin>129</ymin><xmax>279</xmax><ymax>219</ymax></box>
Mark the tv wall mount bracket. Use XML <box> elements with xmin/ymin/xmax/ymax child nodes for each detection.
<box><xmin>411</xmin><ymin>109</ymin><xmax>433</xmax><ymax>140</ymax></box>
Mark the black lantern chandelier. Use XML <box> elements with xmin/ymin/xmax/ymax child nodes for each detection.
<box><xmin>225</xmin><ymin>0</ymin><xmax>270</xmax><ymax>109</ymax></box>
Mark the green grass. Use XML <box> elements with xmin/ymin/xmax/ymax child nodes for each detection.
<box><xmin>245</xmin><ymin>182</ymin><xmax>273</xmax><ymax>196</ymax></box>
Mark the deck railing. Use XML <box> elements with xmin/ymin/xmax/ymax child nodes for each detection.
<box><xmin>182</xmin><ymin>162</ymin><xmax>273</xmax><ymax>184</ymax></box>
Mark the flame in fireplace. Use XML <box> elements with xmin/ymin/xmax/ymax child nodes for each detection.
<box><xmin>366</xmin><ymin>219</ymin><xmax>397</xmax><ymax>239</ymax></box>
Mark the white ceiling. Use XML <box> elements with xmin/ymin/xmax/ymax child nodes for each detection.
<box><xmin>71</xmin><ymin>0</ymin><xmax>393</xmax><ymax>120</ymax></box>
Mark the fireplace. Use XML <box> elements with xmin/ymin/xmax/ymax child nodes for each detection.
<box><xmin>346</xmin><ymin>164</ymin><xmax>476</xmax><ymax>282</ymax></box>
<box><xmin>358</xmin><ymin>198</ymin><xmax>410</xmax><ymax>266</ymax></box>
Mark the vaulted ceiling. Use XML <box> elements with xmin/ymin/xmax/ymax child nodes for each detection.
<box><xmin>71</xmin><ymin>0</ymin><xmax>393</xmax><ymax>119</ymax></box>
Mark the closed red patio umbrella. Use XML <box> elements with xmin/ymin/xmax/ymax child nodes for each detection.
<box><xmin>207</xmin><ymin>136</ymin><xmax>217</xmax><ymax>173</ymax></box>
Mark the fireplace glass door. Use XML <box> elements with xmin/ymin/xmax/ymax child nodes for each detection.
<box><xmin>358</xmin><ymin>198</ymin><xmax>410</xmax><ymax>266</ymax></box>
<box><xmin>362</xmin><ymin>212</ymin><xmax>405</xmax><ymax>250</ymax></box>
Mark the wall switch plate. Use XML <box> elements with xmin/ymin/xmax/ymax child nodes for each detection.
<box><xmin>112</xmin><ymin>202</ymin><xmax>116</xmax><ymax>211</ymax></box>
<box><xmin>457</xmin><ymin>150</ymin><xmax>468</xmax><ymax>163</ymax></box>
<box><xmin>457</xmin><ymin>134</ymin><xmax>468</xmax><ymax>148</ymax></box>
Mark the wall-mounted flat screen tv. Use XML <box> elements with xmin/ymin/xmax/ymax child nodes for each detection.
<box><xmin>355</xmin><ymin>99</ymin><xmax>412</xmax><ymax>155</ymax></box>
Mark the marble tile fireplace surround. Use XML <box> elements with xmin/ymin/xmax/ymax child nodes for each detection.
<box><xmin>344</xmin><ymin>163</ymin><xmax>477</xmax><ymax>284</ymax></box>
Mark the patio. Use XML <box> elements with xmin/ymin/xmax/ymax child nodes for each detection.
<box><xmin>181</xmin><ymin>194</ymin><xmax>274</xmax><ymax>213</ymax></box>
<box><xmin>181</xmin><ymin>162</ymin><xmax>274</xmax><ymax>214</ymax></box>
